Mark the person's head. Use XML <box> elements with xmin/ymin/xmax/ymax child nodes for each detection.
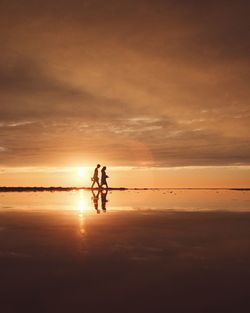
<box><xmin>102</xmin><ymin>166</ymin><xmax>106</xmax><ymax>170</ymax></box>
<box><xmin>97</xmin><ymin>164</ymin><xmax>101</xmax><ymax>168</ymax></box>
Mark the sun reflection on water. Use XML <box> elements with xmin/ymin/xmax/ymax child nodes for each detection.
<box><xmin>75</xmin><ymin>189</ymin><xmax>110</xmax><ymax>237</ymax></box>
<box><xmin>77</xmin><ymin>190</ymin><xmax>88</xmax><ymax>236</ymax></box>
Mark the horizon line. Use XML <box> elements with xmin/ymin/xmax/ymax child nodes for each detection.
<box><xmin>0</xmin><ymin>186</ymin><xmax>249</xmax><ymax>192</ymax></box>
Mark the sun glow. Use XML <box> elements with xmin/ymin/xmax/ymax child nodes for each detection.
<box><xmin>76</xmin><ymin>190</ymin><xmax>93</xmax><ymax>214</ymax></box>
<box><xmin>77</xmin><ymin>190</ymin><xmax>88</xmax><ymax>235</ymax></box>
<box><xmin>77</xmin><ymin>167</ymin><xmax>87</xmax><ymax>177</ymax></box>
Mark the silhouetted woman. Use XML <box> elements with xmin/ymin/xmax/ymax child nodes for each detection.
<box><xmin>101</xmin><ymin>166</ymin><xmax>109</xmax><ymax>189</ymax></box>
<box><xmin>101</xmin><ymin>189</ymin><xmax>108</xmax><ymax>212</ymax></box>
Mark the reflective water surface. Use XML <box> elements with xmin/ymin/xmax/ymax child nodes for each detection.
<box><xmin>0</xmin><ymin>190</ymin><xmax>250</xmax><ymax>313</ymax></box>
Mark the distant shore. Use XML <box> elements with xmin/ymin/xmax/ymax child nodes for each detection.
<box><xmin>0</xmin><ymin>186</ymin><xmax>249</xmax><ymax>192</ymax></box>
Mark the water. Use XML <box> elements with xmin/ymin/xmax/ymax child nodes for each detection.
<box><xmin>0</xmin><ymin>190</ymin><xmax>250</xmax><ymax>312</ymax></box>
<box><xmin>1</xmin><ymin>189</ymin><xmax>250</xmax><ymax>213</ymax></box>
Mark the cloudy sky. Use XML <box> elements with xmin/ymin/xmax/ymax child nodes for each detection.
<box><xmin>0</xmin><ymin>0</ymin><xmax>249</xmax><ymax>186</ymax></box>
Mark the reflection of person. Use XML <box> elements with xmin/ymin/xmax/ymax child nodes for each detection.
<box><xmin>91</xmin><ymin>190</ymin><xmax>100</xmax><ymax>214</ymax></box>
<box><xmin>101</xmin><ymin>190</ymin><xmax>108</xmax><ymax>212</ymax></box>
<box><xmin>91</xmin><ymin>164</ymin><xmax>101</xmax><ymax>188</ymax></box>
<box><xmin>101</xmin><ymin>166</ymin><xmax>109</xmax><ymax>189</ymax></box>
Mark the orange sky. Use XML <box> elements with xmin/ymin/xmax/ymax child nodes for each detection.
<box><xmin>1</xmin><ymin>166</ymin><xmax>250</xmax><ymax>188</ymax></box>
<box><xmin>0</xmin><ymin>1</ymin><xmax>249</xmax><ymax>187</ymax></box>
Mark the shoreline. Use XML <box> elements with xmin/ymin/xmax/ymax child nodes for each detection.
<box><xmin>0</xmin><ymin>186</ymin><xmax>249</xmax><ymax>192</ymax></box>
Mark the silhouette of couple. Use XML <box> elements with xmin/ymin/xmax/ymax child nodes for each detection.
<box><xmin>91</xmin><ymin>189</ymin><xmax>108</xmax><ymax>214</ymax></box>
<box><xmin>91</xmin><ymin>164</ymin><xmax>109</xmax><ymax>189</ymax></box>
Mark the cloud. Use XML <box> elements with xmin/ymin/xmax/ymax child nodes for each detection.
<box><xmin>0</xmin><ymin>0</ymin><xmax>249</xmax><ymax>167</ymax></box>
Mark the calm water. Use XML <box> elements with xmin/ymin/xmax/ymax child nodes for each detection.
<box><xmin>1</xmin><ymin>189</ymin><xmax>250</xmax><ymax>212</ymax></box>
<box><xmin>0</xmin><ymin>190</ymin><xmax>250</xmax><ymax>313</ymax></box>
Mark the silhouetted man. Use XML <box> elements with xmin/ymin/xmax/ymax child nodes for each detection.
<box><xmin>101</xmin><ymin>166</ymin><xmax>109</xmax><ymax>189</ymax></box>
<box><xmin>91</xmin><ymin>164</ymin><xmax>101</xmax><ymax>188</ymax></box>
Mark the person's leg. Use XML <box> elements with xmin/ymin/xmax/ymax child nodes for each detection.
<box><xmin>96</xmin><ymin>179</ymin><xmax>100</xmax><ymax>188</ymax></box>
<box><xmin>92</xmin><ymin>179</ymin><xmax>98</xmax><ymax>188</ymax></box>
<box><xmin>104</xmin><ymin>182</ymin><xmax>108</xmax><ymax>189</ymax></box>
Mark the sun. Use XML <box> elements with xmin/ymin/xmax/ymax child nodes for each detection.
<box><xmin>77</xmin><ymin>167</ymin><xmax>86</xmax><ymax>177</ymax></box>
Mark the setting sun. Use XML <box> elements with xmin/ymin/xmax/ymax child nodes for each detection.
<box><xmin>77</xmin><ymin>167</ymin><xmax>87</xmax><ymax>177</ymax></box>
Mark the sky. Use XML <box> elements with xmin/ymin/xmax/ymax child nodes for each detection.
<box><xmin>0</xmin><ymin>0</ymin><xmax>250</xmax><ymax>187</ymax></box>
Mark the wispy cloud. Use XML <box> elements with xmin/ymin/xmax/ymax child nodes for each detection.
<box><xmin>0</xmin><ymin>0</ymin><xmax>249</xmax><ymax>167</ymax></box>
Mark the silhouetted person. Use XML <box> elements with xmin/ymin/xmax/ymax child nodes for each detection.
<box><xmin>101</xmin><ymin>189</ymin><xmax>108</xmax><ymax>212</ymax></box>
<box><xmin>91</xmin><ymin>164</ymin><xmax>101</xmax><ymax>188</ymax></box>
<box><xmin>101</xmin><ymin>166</ymin><xmax>109</xmax><ymax>189</ymax></box>
<box><xmin>91</xmin><ymin>189</ymin><xmax>100</xmax><ymax>214</ymax></box>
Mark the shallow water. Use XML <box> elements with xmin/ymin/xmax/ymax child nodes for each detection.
<box><xmin>1</xmin><ymin>189</ymin><xmax>250</xmax><ymax>213</ymax></box>
<box><xmin>0</xmin><ymin>190</ymin><xmax>250</xmax><ymax>313</ymax></box>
